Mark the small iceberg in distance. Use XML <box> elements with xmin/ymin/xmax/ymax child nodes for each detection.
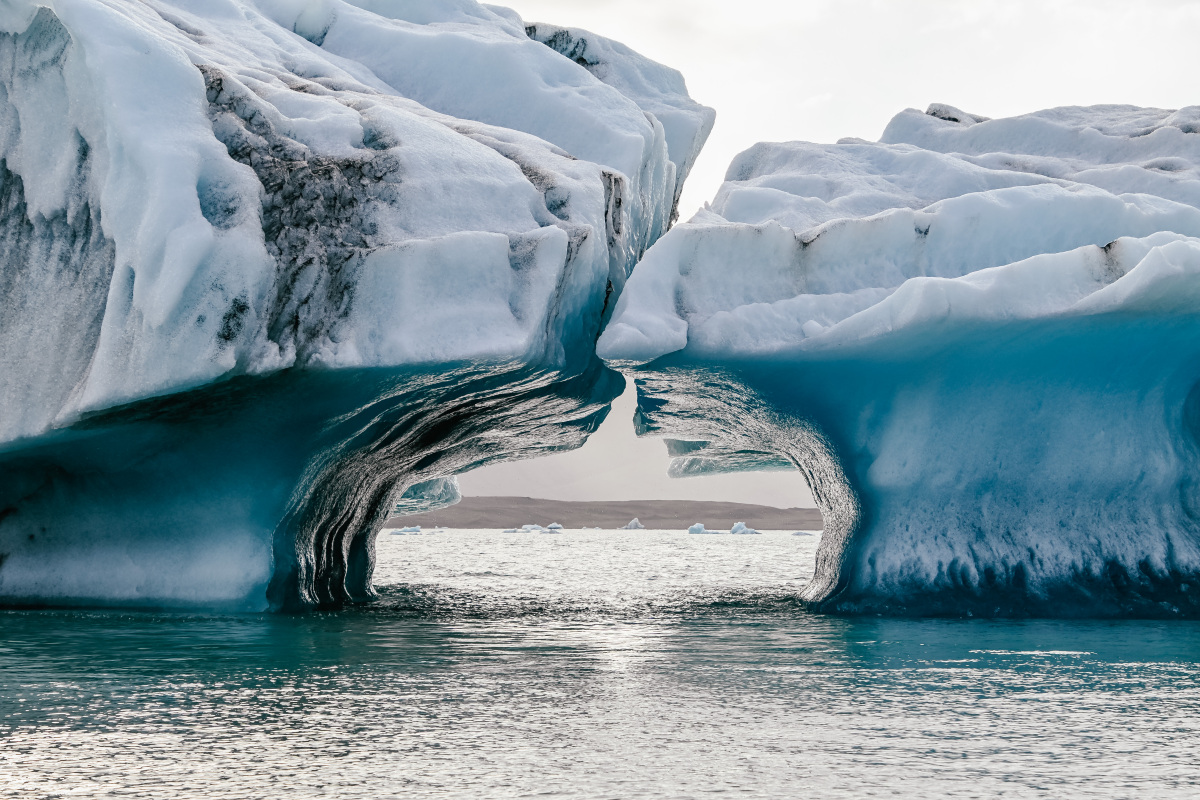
<box><xmin>502</xmin><ymin>528</ymin><xmax>520</xmax><ymax>534</ymax></box>
<box><xmin>547</xmin><ymin>523</ymin><xmax>564</xmax><ymax>530</ymax></box>
<box><xmin>623</xmin><ymin>518</ymin><xmax>646</xmax><ymax>530</ymax></box>
<box><xmin>687</xmin><ymin>523</ymin><xmax>709</xmax><ymax>535</ymax></box>
<box><xmin>730</xmin><ymin>522</ymin><xmax>760</xmax><ymax>535</ymax></box>
<box><xmin>391</xmin><ymin>526</ymin><xmax>422</xmax><ymax>535</ymax></box>
<box><xmin>792</xmin><ymin>531</ymin><xmax>820</xmax><ymax>537</ymax></box>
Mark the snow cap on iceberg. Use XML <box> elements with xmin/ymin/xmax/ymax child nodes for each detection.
<box><xmin>599</xmin><ymin>102</ymin><xmax>1200</xmax><ymax>363</ymax></box>
<box><xmin>0</xmin><ymin>0</ymin><xmax>712</xmax><ymax>445</ymax></box>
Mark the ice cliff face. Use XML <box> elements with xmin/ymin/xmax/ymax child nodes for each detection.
<box><xmin>0</xmin><ymin>0</ymin><xmax>711</xmax><ymax>609</ymax></box>
<box><xmin>601</xmin><ymin>103</ymin><xmax>1200</xmax><ymax>617</ymax></box>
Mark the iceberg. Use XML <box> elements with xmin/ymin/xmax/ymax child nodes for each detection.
<box><xmin>687</xmin><ymin>523</ymin><xmax>708</xmax><ymax>535</ymax></box>
<box><xmin>0</xmin><ymin>0</ymin><xmax>711</xmax><ymax>610</ymax></box>
<box><xmin>729</xmin><ymin>522</ymin><xmax>759</xmax><ymax>535</ymax></box>
<box><xmin>622</xmin><ymin>517</ymin><xmax>645</xmax><ymax>529</ymax></box>
<box><xmin>601</xmin><ymin>103</ymin><xmax>1200</xmax><ymax>617</ymax></box>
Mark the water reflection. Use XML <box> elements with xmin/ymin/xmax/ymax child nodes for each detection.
<box><xmin>4</xmin><ymin>531</ymin><xmax>1200</xmax><ymax>798</ymax></box>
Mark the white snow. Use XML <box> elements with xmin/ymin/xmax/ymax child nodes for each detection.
<box><xmin>0</xmin><ymin>0</ymin><xmax>711</xmax><ymax>445</ymax></box>
<box><xmin>599</xmin><ymin>103</ymin><xmax>1200</xmax><ymax>363</ymax></box>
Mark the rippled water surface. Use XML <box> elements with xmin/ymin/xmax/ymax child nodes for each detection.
<box><xmin>4</xmin><ymin>529</ymin><xmax>1200</xmax><ymax>798</ymax></box>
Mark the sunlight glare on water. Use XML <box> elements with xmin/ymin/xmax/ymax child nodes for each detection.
<box><xmin>3</xmin><ymin>529</ymin><xmax>1200</xmax><ymax>798</ymax></box>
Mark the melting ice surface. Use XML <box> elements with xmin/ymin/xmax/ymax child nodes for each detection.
<box><xmin>0</xmin><ymin>0</ymin><xmax>711</xmax><ymax>610</ymax></box>
<box><xmin>601</xmin><ymin>103</ymin><xmax>1200</xmax><ymax>617</ymax></box>
<box><xmin>4</xmin><ymin>530</ymin><xmax>1200</xmax><ymax>798</ymax></box>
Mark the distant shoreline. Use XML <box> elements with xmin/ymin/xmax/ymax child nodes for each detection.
<box><xmin>385</xmin><ymin>496</ymin><xmax>823</xmax><ymax>531</ymax></box>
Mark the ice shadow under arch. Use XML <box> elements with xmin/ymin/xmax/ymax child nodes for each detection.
<box><xmin>0</xmin><ymin>359</ymin><xmax>624</xmax><ymax>611</ymax></box>
<box><xmin>623</xmin><ymin>312</ymin><xmax>1200</xmax><ymax>618</ymax></box>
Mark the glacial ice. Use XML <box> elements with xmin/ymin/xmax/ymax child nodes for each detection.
<box><xmin>0</xmin><ymin>0</ymin><xmax>710</xmax><ymax>610</ymax></box>
<box><xmin>393</xmin><ymin>477</ymin><xmax>461</xmax><ymax>517</ymax></box>
<box><xmin>622</xmin><ymin>518</ymin><xmax>645</xmax><ymax>529</ymax></box>
<box><xmin>601</xmin><ymin>103</ymin><xmax>1200</xmax><ymax>617</ymax></box>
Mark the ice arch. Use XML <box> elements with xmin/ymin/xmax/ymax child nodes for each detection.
<box><xmin>603</xmin><ymin>103</ymin><xmax>1200</xmax><ymax>617</ymax></box>
<box><xmin>0</xmin><ymin>0</ymin><xmax>711</xmax><ymax>610</ymax></box>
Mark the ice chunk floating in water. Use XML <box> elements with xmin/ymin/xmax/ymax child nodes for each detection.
<box><xmin>0</xmin><ymin>0</ymin><xmax>711</xmax><ymax>610</ymax></box>
<box><xmin>600</xmin><ymin>103</ymin><xmax>1200</xmax><ymax>618</ymax></box>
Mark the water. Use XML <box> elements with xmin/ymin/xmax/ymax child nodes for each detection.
<box><xmin>4</xmin><ymin>529</ymin><xmax>1200</xmax><ymax>798</ymax></box>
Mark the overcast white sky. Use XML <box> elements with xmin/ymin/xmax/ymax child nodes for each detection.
<box><xmin>461</xmin><ymin>0</ymin><xmax>1200</xmax><ymax>507</ymax></box>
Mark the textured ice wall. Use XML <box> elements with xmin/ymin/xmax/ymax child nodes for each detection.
<box><xmin>602</xmin><ymin>103</ymin><xmax>1200</xmax><ymax>617</ymax></box>
<box><xmin>0</xmin><ymin>0</ymin><xmax>710</xmax><ymax>609</ymax></box>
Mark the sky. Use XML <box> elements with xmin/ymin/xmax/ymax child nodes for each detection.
<box><xmin>458</xmin><ymin>379</ymin><xmax>818</xmax><ymax>507</ymax></box>
<box><xmin>461</xmin><ymin>0</ymin><xmax>1200</xmax><ymax>507</ymax></box>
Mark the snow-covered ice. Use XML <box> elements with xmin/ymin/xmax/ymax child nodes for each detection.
<box><xmin>0</xmin><ymin>0</ymin><xmax>709</xmax><ymax>610</ymax></box>
<box><xmin>603</xmin><ymin>103</ymin><xmax>1200</xmax><ymax>617</ymax></box>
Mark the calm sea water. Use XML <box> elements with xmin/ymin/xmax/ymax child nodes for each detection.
<box><xmin>4</xmin><ymin>529</ymin><xmax>1200</xmax><ymax>798</ymax></box>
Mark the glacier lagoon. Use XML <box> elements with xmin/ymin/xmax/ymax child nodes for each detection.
<box><xmin>5</xmin><ymin>529</ymin><xmax>1200</xmax><ymax>798</ymax></box>
<box><xmin>2</xmin><ymin>3</ymin><xmax>1200</xmax><ymax>620</ymax></box>
<box><xmin>2</xmin><ymin>0</ymin><xmax>1200</xmax><ymax>793</ymax></box>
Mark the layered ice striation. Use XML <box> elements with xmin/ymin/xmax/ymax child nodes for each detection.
<box><xmin>601</xmin><ymin>103</ymin><xmax>1200</xmax><ymax>617</ymax></box>
<box><xmin>0</xmin><ymin>0</ymin><xmax>710</xmax><ymax>610</ymax></box>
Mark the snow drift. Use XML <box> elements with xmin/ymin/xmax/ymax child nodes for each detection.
<box><xmin>0</xmin><ymin>0</ymin><xmax>711</xmax><ymax>610</ymax></box>
<box><xmin>602</xmin><ymin>103</ymin><xmax>1200</xmax><ymax>617</ymax></box>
